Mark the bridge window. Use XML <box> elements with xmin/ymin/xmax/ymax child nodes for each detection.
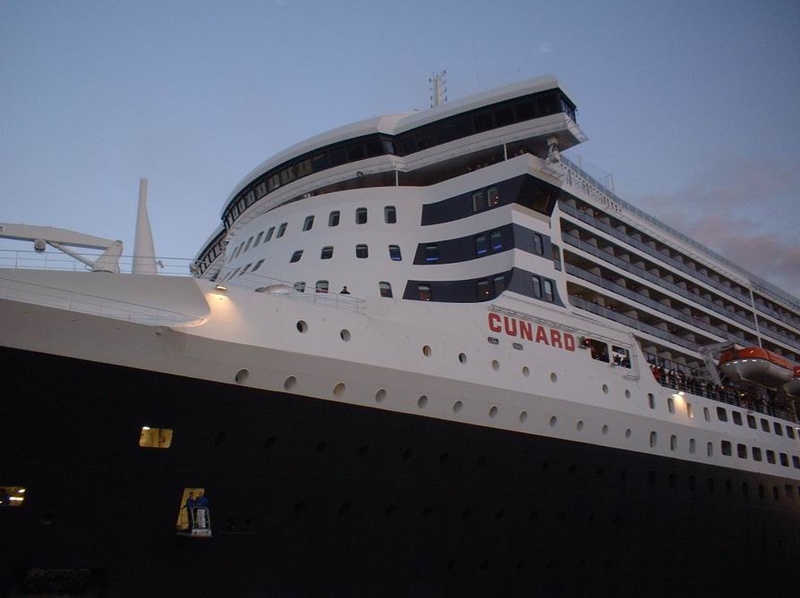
<box><xmin>418</xmin><ymin>285</ymin><xmax>432</xmax><ymax>301</ymax></box>
<box><xmin>389</xmin><ymin>245</ymin><xmax>402</xmax><ymax>261</ymax></box>
<box><xmin>329</xmin><ymin>211</ymin><xmax>340</xmax><ymax>227</ymax></box>
<box><xmin>277</xmin><ymin>223</ymin><xmax>287</xmax><ymax>238</ymax></box>
<box><xmin>303</xmin><ymin>216</ymin><xmax>315</xmax><ymax>231</ymax></box>
<box><xmin>379</xmin><ymin>281</ymin><xmax>393</xmax><ymax>298</ymax></box>
<box><xmin>0</xmin><ymin>487</ymin><xmax>25</xmax><ymax>507</ymax></box>
<box><xmin>139</xmin><ymin>426</ymin><xmax>173</xmax><ymax>449</ymax></box>
<box><xmin>356</xmin><ymin>207</ymin><xmax>368</xmax><ymax>224</ymax></box>
<box><xmin>290</xmin><ymin>250</ymin><xmax>303</xmax><ymax>263</ymax></box>
<box><xmin>356</xmin><ymin>244</ymin><xmax>369</xmax><ymax>259</ymax></box>
<box><xmin>320</xmin><ymin>246</ymin><xmax>334</xmax><ymax>260</ymax></box>
<box><xmin>384</xmin><ymin>206</ymin><xmax>397</xmax><ymax>224</ymax></box>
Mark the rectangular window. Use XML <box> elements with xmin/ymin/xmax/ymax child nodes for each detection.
<box><xmin>280</xmin><ymin>167</ymin><xmax>296</xmax><ymax>185</ymax></box>
<box><xmin>290</xmin><ymin>250</ymin><xmax>303</xmax><ymax>263</ymax></box>
<box><xmin>139</xmin><ymin>426</ymin><xmax>173</xmax><ymax>449</ymax></box>
<box><xmin>732</xmin><ymin>411</ymin><xmax>743</xmax><ymax>426</ymax></box>
<box><xmin>667</xmin><ymin>398</ymin><xmax>675</xmax><ymax>414</ymax></box>
<box><xmin>356</xmin><ymin>207</ymin><xmax>368</xmax><ymax>224</ymax></box>
<box><xmin>0</xmin><ymin>486</ymin><xmax>26</xmax><ymax>507</ymax></box>
<box><xmin>543</xmin><ymin>280</ymin><xmax>554</xmax><ymax>303</ymax></box>
<box><xmin>774</xmin><ymin>422</ymin><xmax>784</xmax><ymax>436</ymax></box>
<box><xmin>316</xmin><ymin>280</ymin><xmax>329</xmax><ymax>293</ymax></box>
<box><xmin>532</xmin><ymin>233</ymin><xmax>543</xmax><ymax>255</ymax></box>
<box><xmin>531</xmin><ymin>276</ymin><xmax>542</xmax><ymax>299</ymax></box>
<box><xmin>747</xmin><ymin>414</ymin><xmax>757</xmax><ymax>429</ymax></box>
<box><xmin>787</xmin><ymin>426</ymin><xmax>796</xmax><ymax>439</ymax></box>
<box><xmin>418</xmin><ymin>284</ymin><xmax>432</xmax><ymax>301</ymax></box>
<box><xmin>268</xmin><ymin>174</ymin><xmax>281</xmax><ymax>191</ymax></box>
<box><xmin>320</xmin><ymin>246</ymin><xmax>334</xmax><ymax>260</ymax></box>
<box><xmin>780</xmin><ymin>453</ymin><xmax>789</xmax><ymax>467</ymax></box>
<box><xmin>793</xmin><ymin>456</ymin><xmax>800</xmax><ymax>469</ymax></box>
<box><xmin>477</xmin><ymin>280</ymin><xmax>491</xmax><ymax>300</ymax></box>
<box><xmin>761</xmin><ymin>419</ymin><xmax>770</xmax><ymax>432</ymax></box>
<box><xmin>244</xmin><ymin>236</ymin><xmax>254</xmax><ymax>252</ymax></box>
<box><xmin>379</xmin><ymin>281</ymin><xmax>393</xmax><ymax>298</ymax></box>
<box><xmin>265</xmin><ymin>227</ymin><xmax>275</xmax><ymax>242</ymax></box>
<box><xmin>493</xmin><ymin>275</ymin><xmax>506</xmax><ymax>296</ymax></box>
<box><xmin>303</xmin><ymin>215</ymin><xmax>315</xmax><ymax>231</ymax></box>
<box><xmin>389</xmin><ymin>245</ymin><xmax>402</xmax><ymax>261</ymax></box>
<box><xmin>490</xmin><ymin>230</ymin><xmax>503</xmax><ymax>251</ymax></box>
<box><xmin>737</xmin><ymin>444</ymin><xmax>747</xmax><ymax>459</ymax></box>
<box><xmin>766</xmin><ymin>450</ymin><xmax>776</xmax><ymax>464</ymax></box>
<box><xmin>753</xmin><ymin>447</ymin><xmax>762</xmax><ymax>461</ymax></box>
<box><xmin>488</xmin><ymin>186</ymin><xmax>500</xmax><ymax>207</ymax></box>
<box><xmin>294</xmin><ymin>281</ymin><xmax>306</xmax><ymax>292</ymax></box>
<box><xmin>721</xmin><ymin>441</ymin><xmax>732</xmax><ymax>456</ymax></box>
<box><xmin>384</xmin><ymin>206</ymin><xmax>397</xmax><ymax>224</ymax></box>
<box><xmin>356</xmin><ymin>244</ymin><xmax>368</xmax><ymax>258</ymax></box>
<box><xmin>472</xmin><ymin>190</ymin><xmax>486</xmax><ymax>212</ymax></box>
<box><xmin>648</xmin><ymin>393</ymin><xmax>655</xmax><ymax>409</ymax></box>
<box><xmin>252</xmin><ymin>259</ymin><xmax>265</xmax><ymax>272</ymax></box>
<box><xmin>329</xmin><ymin>211</ymin><xmax>340</xmax><ymax>227</ymax></box>
<box><xmin>475</xmin><ymin>235</ymin><xmax>488</xmax><ymax>256</ymax></box>
<box><xmin>254</xmin><ymin>231</ymin><xmax>264</xmax><ymax>247</ymax></box>
<box><xmin>296</xmin><ymin>159</ymin><xmax>313</xmax><ymax>177</ymax></box>
<box><xmin>277</xmin><ymin>223</ymin><xmax>287</xmax><ymax>238</ymax></box>
<box><xmin>425</xmin><ymin>245</ymin><xmax>439</xmax><ymax>263</ymax></box>
<box><xmin>716</xmin><ymin>407</ymin><xmax>728</xmax><ymax>422</ymax></box>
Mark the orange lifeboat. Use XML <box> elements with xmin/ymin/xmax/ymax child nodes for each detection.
<box><xmin>718</xmin><ymin>347</ymin><xmax>793</xmax><ymax>388</ymax></box>
<box><xmin>784</xmin><ymin>366</ymin><xmax>800</xmax><ymax>400</ymax></box>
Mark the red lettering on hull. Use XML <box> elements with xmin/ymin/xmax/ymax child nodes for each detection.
<box><xmin>486</xmin><ymin>313</ymin><xmax>575</xmax><ymax>353</ymax></box>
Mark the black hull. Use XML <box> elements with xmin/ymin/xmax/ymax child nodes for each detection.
<box><xmin>2</xmin><ymin>346</ymin><xmax>799</xmax><ymax>597</ymax></box>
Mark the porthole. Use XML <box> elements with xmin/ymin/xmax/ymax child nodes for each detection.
<box><xmin>423</xmin><ymin>345</ymin><xmax>432</xmax><ymax>357</ymax></box>
<box><xmin>453</xmin><ymin>400</ymin><xmax>463</xmax><ymax>414</ymax></box>
<box><xmin>340</xmin><ymin>329</ymin><xmax>351</xmax><ymax>342</ymax></box>
<box><xmin>624</xmin><ymin>389</ymin><xmax>631</xmax><ymax>399</ymax></box>
<box><xmin>235</xmin><ymin>368</ymin><xmax>249</xmax><ymax>384</ymax></box>
<box><xmin>519</xmin><ymin>411</ymin><xmax>528</xmax><ymax>423</ymax></box>
<box><xmin>491</xmin><ymin>359</ymin><xmax>500</xmax><ymax>371</ymax></box>
<box><xmin>417</xmin><ymin>395</ymin><xmax>428</xmax><ymax>409</ymax></box>
<box><xmin>284</xmin><ymin>376</ymin><xmax>297</xmax><ymax>391</ymax></box>
<box><xmin>549</xmin><ymin>416</ymin><xmax>557</xmax><ymax>428</ymax></box>
<box><xmin>333</xmin><ymin>382</ymin><xmax>346</xmax><ymax>398</ymax></box>
<box><xmin>522</xmin><ymin>366</ymin><xmax>530</xmax><ymax>377</ymax></box>
<box><xmin>625</xmin><ymin>428</ymin><xmax>632</xmax><ymax>439</ymax></box>
<box><xmin>576</xmin><ymin>420</ymin><xmax>584</xmax><ymax>432</ymax></box>
<box><xmin>550</xmin><ymin>372</ymin><xmax>558</xmax><ymax>383</ymax></box>
<box><xmin>489</xmin><ymin>406</ymin><xmax>498</xmax><ymax>419</ymax></box>
<box><xmin>296</xmin><ymin>320</ymin><xmax>308</xmax><ymax>333</ymax></box>
<box><xmin>602</xmin><ymin>424</ymin><xmax>609</xmax><ymax>435</ymax></box>
<box><xmin>375</xmin><ymin>388</ymin><xmax>386</xmax><ymax>403</ymax></box>
<box><xmin>602</xmin><ymin>384</ymin><xmax>609</xmax><ymax>394</ymax></box>
<box><xmin>458</xmin><ymin>352</ymin><xmax>467</xmax><ymax>364</ymax></box>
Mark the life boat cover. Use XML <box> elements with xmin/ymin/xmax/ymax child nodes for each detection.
<box><xmin>784</xmin><ymin>366</ymin><xmax>800</xmax><ymax>400</ymax></box>
<box><xmin>719</xmin><ymin>347</ymin><xmax>793</xmax><ymax>388</ymax></box>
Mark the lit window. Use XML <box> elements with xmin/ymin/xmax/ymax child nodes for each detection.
<box><xmin>418</xmin><ymin>284</ymin><xmax>432</xmax><ymax>301</ymax></box>
<box><xmin>277</xmin><ymin>223</ymin><xmax>287</xmax><ymax>238</ymax></box>
<box><xmin>303</xmin><ymin>215</ymin><xmax>315</xmax><ymax>231</ymax></box>
<box><xmin>490</xmin><ymin>230</ymin><xmax>502</xmax><ymax>251</ymax></box>
<box><xmin>329</xmin><ymin>211</ymin><xmax>340</xmax><ymax>227</ymax></box>
<box><xmin>290</xmin><ymin>250</ymin><xmax>303</xmax><ymax>263</ymax></box>
<box><xmin>177</xmin><ymin>487</ymin><xmax>211</xmax><ymax>535</ymax></box>
<box><xmin>316</xmin><ymin>280</ymin><xmax>329</xmax><ymax>293</ymax></box>
<box><xmin>379</xmin><ymin>281</ymin><xmax>393</xmax><ymax>298</ymax></box>
<box><xmin>384</xmin><ymin>206</ymin><xmax>397</xmax><ymax>224</ymax></box>
<box><xmin>0</xmin><ymin>486</ymin><xmax>25</xmax><ymax>507</ymax></box>
<box><xmin>139</xmin><ymin>426</ymin><xmax>173</xmax><ymax>449</ymax></box>
<box><xmin>356</xmin><ymin>244</ymin><xmax>368</xmax><ymax>258</ymax></box>
<box><xmin>356</xmin><ymin>207</ymin><xmax>368</xmax><ymax>224</ymax></box>
<box><xmin>488</xmin><ymin>186</ymin><xmax>500</xmax><ymax>207</ymax></box>
<box><xmin>389</xmin><ymin>245</ymin><xmax>402</xmax><ymax>261</ymax></box>
<box><xmin>475</xmin><ymin>235</ymin><xmax>488</xmax><ymax>256</ymax></box>
<box><xmin>425</xmin><ymin>245</ymin><xmax>439</xmax><ymax>263</ymax></box>
<box><xmin>321</xmin><ymin>246</ymin><xmax>334</xmax><ymax>260</ymax></box>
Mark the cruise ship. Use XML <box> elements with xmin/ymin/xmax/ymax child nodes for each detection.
<box><xmin>1</xmin><ymin>75</ymin><xmax>799</xmax><ymax>597</ymax></box>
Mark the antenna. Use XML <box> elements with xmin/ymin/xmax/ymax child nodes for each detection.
<box><xmin>429</xmin><ymin>70</ymin><xmax>447</xmax><ymax>108</ymax></box>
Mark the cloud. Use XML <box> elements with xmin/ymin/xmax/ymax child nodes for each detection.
<box><xmin>633</xmin><ymin>158</ymin><xmax>800</xmax><ymax>297</ymax></box>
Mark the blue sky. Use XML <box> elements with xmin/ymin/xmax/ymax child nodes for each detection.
<box><xmin>1</xmin><ymin>0</ymin><xmax>798</xmax><ymax>296</ymax></box>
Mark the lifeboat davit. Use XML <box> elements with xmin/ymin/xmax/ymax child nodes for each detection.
<box><xmin>718</xmin><ymin>347</ymin><xmax>794</xmax><ymax>388</ymax></box>
<box><xmin>784</xmin><ymin>366</ymin><xmax>800</xmax><ymax>400</ymax></box>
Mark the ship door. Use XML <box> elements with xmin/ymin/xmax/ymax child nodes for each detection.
<box><xmin>176</xmin><ymin>487</ymin><xmax>212</xmax><ymax>537</ymax></box>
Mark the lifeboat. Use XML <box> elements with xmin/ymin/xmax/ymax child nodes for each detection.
<box><xmin>718</xmin><ymin>347</ymin><xmax>794</xmax><ymax>388</ymax></box>
<box><xmin>784</xmin><ymin>366</ymin><xmax>800</xmax><ymax>400</ymax></box>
